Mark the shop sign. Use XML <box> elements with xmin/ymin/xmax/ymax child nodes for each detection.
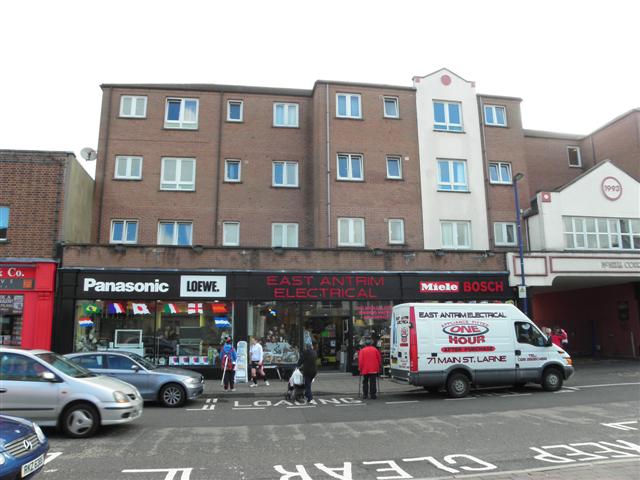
<box><xmin>180</xmin><ymin>276</ymin><xmax>226</xmax><ymax>297</ymax></box>
<box><xmin>0</xmin><ymin>295</ymin><xmax>23</xmax><ymax>314</ymax></box>
<box><xmin>405</xmin><ymin>274</ymin><xmax>511</xmax><ymax>300</ymax></box>
<box><xmin>0</xmin><ymin>266</ymin><xmax>35</xmax><ymax>279</ymax></box>
<box><xmin>250</xmin><ymin>274</ymin><xmax>401</xmax><ymax>300</ymax></box>
<box><xmin>355</xmin><ymin>305</ymin><xmax>393</xmax><ymax>320</ymax></box>
<box><xmin>0</xmin><ymin>278</ymin><xmax>34</xmax><ymax>290</ymax></box>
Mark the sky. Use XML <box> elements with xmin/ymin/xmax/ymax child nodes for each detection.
<box><xmin>2</xmin><ymin>0</ymin><xmax>638</xmax><ymax>178</ymax></box>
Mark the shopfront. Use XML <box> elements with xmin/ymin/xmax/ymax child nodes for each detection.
<box><xmin>54</xmin><ymin>269</ymin><xmax>513</xmax><ymax>376</ymax></box>
<box><xmin>0</xmin><ymin>261</ymin><xmax>56</xmax><ymax>349</ymax></box>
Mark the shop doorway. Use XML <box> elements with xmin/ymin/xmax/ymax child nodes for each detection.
<box><xmin>303</xmin><ymin>316</ymin><xmax>349</xmax><ymax>370</ymax></box>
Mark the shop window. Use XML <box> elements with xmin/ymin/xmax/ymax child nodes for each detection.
<box><xmin>0</xmin><ymin>294</ymin><xmax>23</xmax><ymax>345</ymax></box>
<box><xmin>248</xmin><ymin>301</ymin><xmax>301</xmax><ymax>366</ymax></box>
<box><xmin>352</xmin><ymin>301</ymin><xmax>393</xmax><ymax>371</ymax></box>
<box><xmin>72</xmin><ymin>300</ymin><xmax>235</xmax><ymax>368</ymax></box>
<box><xmin>301</xmin><ymin>301</ymin><xmax>351</xmax><ymax>369</ymax></box>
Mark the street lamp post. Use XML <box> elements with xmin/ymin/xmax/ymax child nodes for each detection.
<box><xmin>513</xmin><ymin>173</ymin><xmax>528</xmax><ymax>315</ymax></box>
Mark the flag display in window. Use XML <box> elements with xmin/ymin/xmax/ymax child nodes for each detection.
<box><xmin>132</xmin><ymin>303</ymin><xmax>150</xmax><ymax>315</ymax></box>
<box><xmin>214</xmin><ymin>317</ymin><xmax>231</xmax><ymax>327</ymax></box>
<box><xmin>188</xmin><ymin>303</ymin><xmax>203</xmax><ymax>314</ymax></box>
<box><xmin>164</xmin><ymin>303</ymin><xmax>180</xmax><ymax>314</ymax></box>
<box><xmin>211</xmin><ymin>303</ymin><xmax>228</xmax><ymax>314</ymax></box>
<box><xmin>107</xmin><ymin>303</ymin><xmax>125</xmax><ymax>314</ymax></box>
<box><xmin>78</xmin><ymin>318</ymin><xmax>94</xmax><ymax>328</ymax></box>
<box><xmin>85</xmin><ymin>304</ymin><xmax>101</xmax><ymax>315</ymax></box>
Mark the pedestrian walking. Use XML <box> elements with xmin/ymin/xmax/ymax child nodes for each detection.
<box><xmin>297</xmin><ymin>342</ymin><xmax>317</xmax><ymax>402</ymax></box>
<box><xmin>249</xmin><ymin>337</ymin><xmax>269</xmax><ymax>387</ymax></box>
<box><xmin>220</xmin><ymin>337</ymin><xmax>237</xmax><ymax>391</ymax></box>
<box><xmin>551</xmin><ymin>326</ymin><xmax>568</xmax><ymax>350</ymax></box>
<box><xmin>358</xmin><ymin>336</ymin><xmax>382</xmax><ymax>400</ymax></box>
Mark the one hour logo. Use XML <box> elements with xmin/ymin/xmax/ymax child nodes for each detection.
<box><xmin>442</xmin><ymin>321</ymin><xmax>489</xmax><ymax>345</ymax></box>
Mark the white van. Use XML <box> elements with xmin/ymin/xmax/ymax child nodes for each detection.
<box><xmin>390</xmin><ymin>303</ymin><xmax>574</xmax><ymax>397</ymax></box>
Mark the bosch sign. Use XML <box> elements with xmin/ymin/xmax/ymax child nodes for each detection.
<box><xmin>420</xmin><ymin>281</ymin><xmax>504</xmax><ymax>293</ymax></box>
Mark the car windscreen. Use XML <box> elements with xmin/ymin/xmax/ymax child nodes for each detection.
<box><xmin>128</xmin><ymin>353</ymin><xmax>157</xmax><ymax>370</ymax></box>
<box><xmin>36</xmin><ymin>352</ymin><xmax>97</xmax><ymax>378</ymax></box>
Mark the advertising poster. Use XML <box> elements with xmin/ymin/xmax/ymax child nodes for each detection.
<box><xmin>235</xmin><ymin>340</ymin><xmax>248</xmax><ymax>383</ymax></box>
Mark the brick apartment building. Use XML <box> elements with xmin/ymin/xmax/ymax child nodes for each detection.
<box><xmin>55</xmin><ymin>70</ymin><xmax>638</xmax><ymax>375</ymax></box>
<box><xmin>0</xmin><ymin>150</ymin><xmax>93</xmax><ymax>349</ymax></box>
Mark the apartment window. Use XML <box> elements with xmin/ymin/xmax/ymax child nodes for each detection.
<box><xmin>388</xmin><ymin>219</ymin><xmax>405</xmax><ymax>244</ymax></box>
<box><xmin>484</xmin><ymin>105</ymin><xmax>507</xmax><ymax>126</ymax></box>
<box><xmin>222</xmin><ymin>222</ymin><xmax>240</xmax><ymax>246</ymax></box>
<box><xmin>336</xmin><ymin>93</ymin><xmax>361</xmax><ymax>118</ymax></box>
<box><xmin>437</xmin><ymin>160</ymin><xmax>468</xmax><ymax>191</ymax></box>
<box><xmin>489</xmin><ymin>162</ymin><xmax>512</xmax><ymax>184</ymax></box>
<box><xmin>161</xmin><ymin>157</ymin><xmax>195</xmax><ymax>191</ymax></box>
<box><xmin>227</xmin><ymin>100</ymin><xmax>243</xmax><ymax>122</ymax></box>
<box><xmin>494</xmin><ymin>222</ymin><xmax>517</xmax><ymax>246</ymax></box>
<box><xmin>337</xmin><ymin>154</ymin><xmax>363</xmax><ymax>181</ymax></box>
<box><xmin>0</xmin><ymin>207</ymin><xmax>8</xmax><ymax>241</ymax></box>
<box><xmin>272</xmin><ymin>161</ymin><xmax>299</xmax><ymax>187</ymax></box>
<box><xmin>383</xmin><ymin>97</ymin><xmax>399</xmax><ymax>118</ymax></box>
<box><xmin>158</xmin><ymin>221</ymin><xmax>192</xmax><ymax>246</ymax></box>
<box><xmin>273</xmin><ymin>103</ymin><xmax>299</xmax><ymax>127</ymax></box>
<box><xmin>386</xmin><ymin>155</ymin><xmax>402</xmax><ymax>179</ymax></box>
<box><xmin>110</xmin><ymin>220</ymin><xmax>138</xmax><ymax>244</ymax></box>
<box><xmin>567</xmin><ymin>146</ymin><xmax>582</xmax><ymax>167</ymax></box>
<box><xmin>119</xmin><ymin>96</ymin><xmax>147</xmax><ymax>118</ymax></box>
<box><xmin>114</xmin><ymin>156</ymin><xmax>143</xmax><ymax>180</ymax></box>
<box><xmin>441</xmin><ymin>221</ymin><xmax>471</xmax><ymax>249</ymax></box>
<box><xmin>338</xmin><ymin>218</ymin><xmax>365</xmax><ymax>246</ymax></box>
<box><xmin>164</xmin><ymin>98</ymin><xmax>199</xmax><ymax>129</ymax></box>
<box><xmin>272</xmin><ymin>223</ymin><xmax>298</xmax><ymax>248</ymax></box>
<box><xmin>563</xmin><ymin>216</ymin><xmax>640</xmax><ymax>250</ymax></box>
<box><xmin>433</xmin><ymin>101</ymin><xmax>463</xmax><ymax>132</ymax></box>
<box><xmin>225</xmin><ymin>160</ymin><xmax>241</xmax><ymax>182</ymax></box>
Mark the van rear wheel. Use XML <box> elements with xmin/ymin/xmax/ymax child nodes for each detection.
<box><xmin>446</xmin><ymin>373</ymin><xmax>470</xmax><ymax>398</ymax></box>
<box><xmin>542</xmin><ymin>368</ymin><xmax>563</xmax><ymax>392</ymax></box>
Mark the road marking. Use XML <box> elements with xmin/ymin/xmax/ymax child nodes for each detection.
<box><xmin>554</xmin><ymin>388</ymin><xmax>576</xmax><ymax>394</ymax></box>
<box><xmin>386</xmin><ymin>400</ymin><xmax>420</xmax><ymax>404</ymax></box>
<box><xmin>232</xmin><ymin>407</ymin><xmax>265</xmax><ymax>410</ymax></box>
<box><xmin>44</xmin><ymin>452</ymin><xmax>62</xmax><ymax>465</ymax></box>
<box><xmin>577</xmin><ymin>382</ymin><xmax>640</xmax><ymax>389</ymax></box>
<box><xmin>122</xmin><ymin>468</ymin><xmax>192</xmax><ymax>480</ymax></box>
<box><xmin>287</xmin><ymin>405</ymin><xmax>316</xmax><ymax>409</ymax></box>
<box><xmin>335</xmin><ymin>403</ymin><xmax>366</xmax><ymax>407</ymax></box>
<box><xmin>499</xmin><ymin>393</ymin><xmax>532</xmax><ymax>397</ymax></box>
<box><xmin>602</xmin><ymin>421</ymin><xmax>638</xmax><ymax>431</ymax></box>
<box><xmin>445</xmin><ymin>397</ymin><xmax>476</xmax><ymax>401</ymax></box>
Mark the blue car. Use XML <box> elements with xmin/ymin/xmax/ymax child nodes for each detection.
<box><xmin>0</xmin><ymin>415</ymin><xmax>49</xmax><ymax>480</ymax></box>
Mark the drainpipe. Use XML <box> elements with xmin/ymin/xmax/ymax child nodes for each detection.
<box><xmin>96</xmin><ymin>87</ymin><xmax>113</xmax><ymax>243</ymax></box>
<box><xmin>214</xmin><ymin>91</ymin><xmax>225</xmax><ymax>245</ymax></box>
<box><xmin>477</xmin><ymin>96</ymin><xmax>494</xmax><ymax>248</ymax></box>
<box><xmin>326</xmin><ymin>84</ymin><xmax>332</xmax><ymax>247</ymax></box>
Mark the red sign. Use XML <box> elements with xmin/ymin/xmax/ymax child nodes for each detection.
<box><xmin>262</xmin><ymin>274</ymin><xmax>393</xmax><ymax>300</ymax></box>
<box><xmin>0</xmin><ymin>267</ymin><xmax>35</xmax><ymax>279</ymax></box>
<box><xmin>420</xmin><ymin>280</ymin><xmax>504</xmax><ymax>294</ymax></box>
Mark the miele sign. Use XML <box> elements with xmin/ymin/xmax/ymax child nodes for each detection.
<box><xmin>77</xmin><ymin>273</ymin><xmax>227</xmax><ymax>299</ymax></box>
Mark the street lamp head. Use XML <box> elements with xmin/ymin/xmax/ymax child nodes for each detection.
<box><xmin>513</xmin><ymin>172</ymin><xmax>525</xmax><ymax>183</ymax></box>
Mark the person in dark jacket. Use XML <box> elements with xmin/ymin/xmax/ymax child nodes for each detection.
<box><xmin>220</xmin><ymin>337</ymin><xmax>237</xmax><ymax>391</ymax></box>
<box><xmin>358</xmin><ymin>336</ymin><xmax>382</xmax><ymax>399</ymax></box>
<box><xmin>297</xmin><ymin>343</ymin><xmax>318</xmax><ymax>402</ymax></box>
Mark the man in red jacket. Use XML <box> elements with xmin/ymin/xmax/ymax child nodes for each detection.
<box><xmin>358</xmin><ymin>337</ymin><xmax>382</xmax><ymax>399</ymax></box>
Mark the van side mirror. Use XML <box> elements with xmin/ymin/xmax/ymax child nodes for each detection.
<box><xmin>40</xmin><ymin>371</ymin><xmax>57</xmax><ymax>382</ymax></box>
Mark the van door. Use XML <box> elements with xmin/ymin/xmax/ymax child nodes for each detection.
<box><xmin>390</xmin><ymin>307</ymin><xmax>411</xmax><ymax>380</ymax></box>
<box><xmin>514</xmin><ymin>322</ymin><xmax>550</xmax><ymax>383</ymax></box>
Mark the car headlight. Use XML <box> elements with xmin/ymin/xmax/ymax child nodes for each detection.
<box><xmin>33</xmin><ymin>422</ymin><xmax>47</xmax><ymax>443</ymax></box>
<box><xmin>0</xmin><ymin>453</ymin><xmax>5</xmax><ymax>466</ymax></box>
<box><xmin>185</xmin><ymin>377</ymin><xmax>199</xmax><ymax>384</ymax></box>
<box><xmin>113</xmin><ymin>391</ymin><xmax>129</xmax><ymax>403</ymax></box>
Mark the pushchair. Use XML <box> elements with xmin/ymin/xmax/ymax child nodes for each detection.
<box><xmin>285</xmin><ymin>367</ymin><xmax>305</xmax><ymax>402</ymax></box>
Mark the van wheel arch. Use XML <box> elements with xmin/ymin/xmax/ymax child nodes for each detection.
<box><xmin>541</xmin><ymin>366</ymin><xmax>564</xmax><ymax>391</ymax></box>
<box><xmin>446</xmin><ymin>370</ymin><xmax>472</xmax><ymax>398</ymax></box>
<box><xmin>59</xmin><ymin>400</ymin><xmax>101</xmax><ymax>438</ymax></box>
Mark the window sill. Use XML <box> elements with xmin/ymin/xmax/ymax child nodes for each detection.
<box><xmin>272</xmin><ymin>125</ymin><xmax>300</xmax><ymax>129</ymax></box>
<box><xmin>336</xmin><ymin>178</ymin><xmax>365</xmax><ymax>182</ymax></box>
<box><xmin>484</xmin><ymin>124</ymin><xmax>508</xmax><ymax>128</ymax></box>
<box><xmin>569</xmin><ymin>165</ymin><xmax>583</xmax><ymax>168</ymax></box>
<box><xmin>433</xmin><ymin>129</ymin><xmax>465</xmax><ymax>134</ymax></box>
<box><xmin>437</xmin><ymin>189</ymin><xmax>471</xmax><ymax>193</ymax></box>
<box><xmin>118</xmin><ymin>116</ymin><xmax>147</xmax><ymax>120</ymax></box>
<box><xmin>386</xmin><ymin>177</ymin><xmax>404</xmax><ymax>181</ymax></box>
<box><xmin>113</xmin><ymin>178</ymin><xmax>143</xmax><ymax>181</ymax></box>
<box><xmin>158</xmin><ymin>189</ymin><xmax>196</xmax><ymax>193</ymax></box>
<box><xmin>226</xmin><ymin>119</ymin><xmax>244</xmax><ymax>124</ymax></box>
<box><xmin>383</xmin><ymin>116</ymin><xmax>400</xmax><ymax>120</ymax></box>
<box><xmin>224</xmin><ymin>180</ymin><xmax>242</xmax><ymax>184</ymax></box>
<box><xmin>163</xmin><ymin>126</ymin><xmax>199</xmax><ymax>131</ymax></box>
<box><xmin>271</xmin><ymin>185</ymin><xmax>300</xmax><ymax>189</ymax></box>
<box><xmin>488</xmin><ymin>181</ymin><xmax>514</xmax><ymax>186</ymax></box>
<box><xmin>335</xmin><ymin>116</ymin><xmax>364</xmax><ymax>121</ymax></box>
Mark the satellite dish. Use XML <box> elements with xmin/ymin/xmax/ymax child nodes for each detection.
<box><xmin>80</xmin><ymin>147</ymin><xmax>97</xmax><ymax>162</ymax></box>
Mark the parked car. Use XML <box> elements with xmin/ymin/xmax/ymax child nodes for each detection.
<box><xmin>0</xmin><ymin>347</ymin><xmax>143</xmax><ymax>438</ymax></box>
<box><xmin>65</xmin><ymin>351</ymin><xmax>204</xmax><ymax>407</ymax></box>
<box><xmin>0</xmin><ymin>414</ymin><xmax>49</xmax><ymax>480</ymax></box>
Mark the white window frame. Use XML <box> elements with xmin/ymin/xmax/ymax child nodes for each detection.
<box><xmin>160</xmin><ymin>157</ymin><xmax>196</xmax><ymax>191</ymax></box>
<box><xmin>224</xmin><ymin>159</ymin><xmax>242</xmax><ymax>182</ymax></box>
<box><xmin>227</xmin><ymin>100</ymin><xmax>243</xmax><ymax>122</ymax></box>
<box><xmin>272</xmin><ymin>161</ymin><xmax>299</xmax><ymax>187</ymax></box>
<box><xmin>567</xmin><ymin>146</ymin><xmax>582</xmax><ymax>167</ymax></box>
<box><xmin>433</xmin><ymin>101</ymin><xmax>463</xmax><ymax>132</ymax></box>
<box><xmin>114</xmin><ymin>156</ymin><xmax>143</xmax><ymax>180</ymax></box>
<box><xmin>488</xmin><ymin>162</ymin><xmax>512</xmax><ymax>184</ymax></box>
<box><xmin>0</xmin><ymin>206</ymin><xmax>9</xmax><ymax>241</ymax></box>
<box><xmin>119</xmin><ymin>95</ymin><xmax>147</xmax><ymax>118</ymax></box>
<box><xmin>494</xmin><ymin>222</ymin><xmax>517</xmax><ymax>246</ymax></box>
<box><xmin>157</xmin><ymin>221</ymin><xmax>193</xmax><ymax>246</ymax></box>
<box><xmin>437</xmin><ymin>159</ymin><xmax>468</xmax><ymax>191</ymax></box>
<box><xmin>336</xmin><ymin>93</ymin><xmax>362</xmax><ymax>119</ymax></box>
<box><xmin>441</xmin><ymin>221</ymin><xmax>471</xmax><ymax>249</ymax></box>
<box><xmin>563</xmin><ymin>216</ymin><xmax>640</xmax><ymax>251</ymax></box>
<box><xmin>273</xmin><ymin>103</ymin><xmax>299</xmax><ymax>127</ymax></box>
<box><xmin>383</xmin><ymin>96</ymin><xmax>399</xmax><ymax>118</ymax></box>
<box><xmin>337</xmin><ymin>153</ymin><xmax>364</xmax><ymax>181</ymax></box>
<box><xmin>110</xmin><ymin>219</ymin><xmax>138</xmax><ymax>244</ymax></box>
<box><xmin>272</xmin><ymin>223</ymin><xmax>299</xmax><ymax>248</ymax></box>
<box><xmin>222</xmin><ymin>222</ymin><xmax>240</xmax><ymax>246</ymax></box>
<box><xmin>484</xmin><ymin>105</ymin><xmax>507</xmax><ymax>127</ymax></box>
<box><xmin>164</xmin><ymin>98</ymin><xmax>199</xmax><ymax>129</ymax></box>
<box><xmin>388</xmin><ymin>219</ymin><xmax>405</xmax><ymax>244</ymax></box>
<box><xmin>386</xmin><ymin>155</ymin><xmax>403</xmax><ymax>179</ymax></box>
<box><xmin>338</xmin><ymin>218</ymin><xmax>365</xmax><ymax>247</ymax></box>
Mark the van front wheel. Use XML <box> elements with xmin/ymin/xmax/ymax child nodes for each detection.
<box><xmin>446</xmin><ymin>373</ymin><xmax>470</xmax><ymax>398</ymax></box>
<box><xmin>542</xmin><ymin>368</ymin><xmax>563</xmax><ymax>392</ymax></box>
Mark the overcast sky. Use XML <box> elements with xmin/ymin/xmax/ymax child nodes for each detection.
<box><xmin>2</xmin><ymin>0</ymin><xmax>638</xmax><ymax>177</ymax></box>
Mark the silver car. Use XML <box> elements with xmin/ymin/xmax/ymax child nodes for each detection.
<box><xmin>0</xmin><ymin>347</ymin><xmax>143</xmax><ymax>438</ymax></box>
<box><xmin>65</xmin><ymin>351</ymin><xmax>204</xmax><ymax>407</ymax></box>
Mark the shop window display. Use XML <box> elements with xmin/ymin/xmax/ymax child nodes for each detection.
<box><xmin>0</xmin><ymin>295</ymin><xmax>24</xmax><ymax>346</ymax></box>
<box><xmin>301</xmin><ymin>301</ymin><xmax>350</xmax><ymax>370</ymax></box>
<box><xmin>73</xmin><ymin>300</ymin><xmax>234</xmax><ymax>367</ymax></box>
<box><xmin>248</xmin><ymin>302</ymin><xmax>300</xmax><ymax>365</ymax></box>
<box><xmin>352</xmin><ymin>301</ymin><xmax>393</xmax><ymax>371</ymax></box>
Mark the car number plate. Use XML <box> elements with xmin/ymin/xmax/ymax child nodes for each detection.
<box><xmin>21</xmin><ymin>453</ymin><xmax>45</xmax><ymax>477</ymax></box>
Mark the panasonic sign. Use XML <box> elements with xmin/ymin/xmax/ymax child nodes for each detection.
<box><xmin>180</xmin><ymin>276</ymin><xmax>226</xmax><ymax>298</ymax></box>
<box><xmin>83</xmin><ymin>278</ymin><xmax>169</xmax><ymax>293</ymax></box>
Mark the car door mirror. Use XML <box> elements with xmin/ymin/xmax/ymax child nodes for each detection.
<box><xmin>40</xmin><ymin>371</ymin><xmax>58</xmax><ymax>382</ymax></box>
<box><xmin>131</xmin><ymin>365</ymin><xmax>141</xmax><ymax>372</ymax></box>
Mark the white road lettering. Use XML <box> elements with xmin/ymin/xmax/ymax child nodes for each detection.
<box><xmin>121</xmin><ymin>468</ymin><xmax>193</xmax><ymax>480</ymax></box>
<box><xmin>313</xmin><ymin>462</ymin><xmax>353</xmax><ymax>479</ymax></box>
<box><xmin>531</xmin><ymin>440</ymin><xmax>640</xmax><ymax>463</ymax></box>
<box><xmin>602</xmin><ymin>420</ymin><xmax>638</xmax><ymax>431</ymax></box>
<box><xmin>443</xmin><ymin>454</ymin><xmax>497</xmax><ymax>471</ymax></box>
<box><xmin>361</xmin><ymin>460</ymin><xmax>412</xmax><ymax>479</ymax></box>
<box><xmin>274</xmin><ymin>464</ymin><xmax>313</xmax><ymax>480</ymax></box>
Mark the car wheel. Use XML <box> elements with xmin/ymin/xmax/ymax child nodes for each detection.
<box><xmin>542</xmin><ymin>368</ymin><xmax>563</xmax><ymax>392</ymax></box>
<box><xmin>446</xmin><ymin>373</ymin><xmax>470</xmax><ymax>398</ymax></box>
<box><xmin>160</xmin><ymin>383</ymin><xmax>186</xmax><ymax>407</ymax></box>
<box><xmin>61</xmin><ymin>402</ymin><xmax>99</xmax><ymax>438</ymax></box>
